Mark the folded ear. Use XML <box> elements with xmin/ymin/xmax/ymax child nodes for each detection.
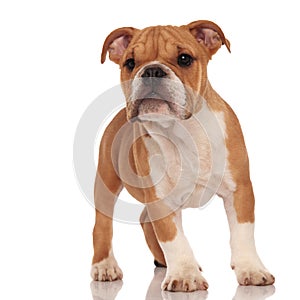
<box><xmin>101</xmin><ymin>27</ymin><xmax>138</xmax><ymax>64</ymax></box>
<box><xmin>186</xmin><ymin>20</ymin><xmax>231</xmax><ymax>56</ymax></box>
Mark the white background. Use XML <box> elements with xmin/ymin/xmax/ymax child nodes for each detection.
<box><xmin>1</xmin><ymin>0</ymin><xmax>300</xmax><ymax>299</ymax></box>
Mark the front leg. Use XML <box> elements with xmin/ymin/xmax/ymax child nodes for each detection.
<box><xmin>149</xmin><ymin>208</ymin><xmax>208</xmax><ymax>292</ymax></box>
<box><xmin>224</xmin><ymin>183</ymin><xmax>275</xmax><ymax>286</ymax></box>
<box><xmin>91</xmin><ymin>171</ymin><xmax>123</xmax><ymax>281</ymax></box>
<box><xmin>91</xmin><ymin>110</ymin><xmax>126</xmax><ymax>282</ymax></box>
<box><xmin>91</xmin><ymin>210</ymin><xmax>123</xmax><ymax>282</ymax></box>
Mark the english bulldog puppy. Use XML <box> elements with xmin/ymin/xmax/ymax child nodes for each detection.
<box><xmin>91</xmin><ymin>20</ymin><xmax>275</xmax><ymax>292</ymax></box>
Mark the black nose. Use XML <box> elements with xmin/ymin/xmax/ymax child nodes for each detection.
<box><xmin>142</xmin><ymin>67</ymin><xmax>167</xmax><ymax>78</ymax></box>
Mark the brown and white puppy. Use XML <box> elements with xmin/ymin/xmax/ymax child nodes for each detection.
<box><xmin>91</xmin><ymin>20</ymin><xmax>275</xmax><ymax>292</ymax></box>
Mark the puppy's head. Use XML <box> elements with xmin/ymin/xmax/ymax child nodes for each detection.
<box><xmin>101</xmin><ymin>20</ymin><xmax>230</xmax><ymax>122</ymax></box>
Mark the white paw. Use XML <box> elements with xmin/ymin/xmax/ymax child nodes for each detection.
<box><xmin>91</xmin><ymin>257</ymin><xmax>123</xmax><ymax>281</ymax></box>
<box><xmin>162</xmin><ymin>266</ymin><xmax>208</xmax><ymax>292</ymax></box>
<box><xmin>233</xmin><ymin>263</ymin><xmax>275</xmax><ymax>286</ymax></box>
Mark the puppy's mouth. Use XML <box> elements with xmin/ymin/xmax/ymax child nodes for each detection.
<box><xmin>129</xmin><ymin>96</ymin><xmax>183</xmax><ymax>121</ymax></box>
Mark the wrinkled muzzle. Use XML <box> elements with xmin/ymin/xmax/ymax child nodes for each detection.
<box><xmin>122</xmin><ymin>64</ymin><xmax>191</xmax><ymax>122</ymax></box>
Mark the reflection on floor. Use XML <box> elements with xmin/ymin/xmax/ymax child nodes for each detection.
<box><xmin>233</xmin><ymin>285</ymin><xmax>275</xmax><ymax>300</ymax></box>
<box><xmin>91</xmin><ymin>267</ymin><xmax>275</xmax><ymax>300</ymax></box>
<box><xmin>91</xmin><ymin>279</ymin><xmax>123</xmax><ymax>300</ymax></box>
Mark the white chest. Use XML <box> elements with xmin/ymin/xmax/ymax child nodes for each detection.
<box><xmin>141</xmin><ymin>103</ymin><xmax>235</xmax><ymax>209</ymax></box>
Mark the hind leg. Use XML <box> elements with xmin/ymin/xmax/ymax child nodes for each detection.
<box><xmin>140</xmin><ymin>207</ymin><xmax>166</xmax><ymax>267</ymax></box>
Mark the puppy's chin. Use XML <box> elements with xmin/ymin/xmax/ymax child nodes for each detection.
<box><xmin>138</xmin><ymin>98</ymin><xmax>171</xmax><ymax>115</ymax></box>
<box><xmin>127</xmin><ymin>98</ymin><xmax>190</xmax><ymax>123</ymax></box>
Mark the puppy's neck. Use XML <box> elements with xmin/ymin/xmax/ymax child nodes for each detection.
<box><xmin>135</xmin><ymin>117</ymin><xmax>182</xmax><ymax>139</ymax></box>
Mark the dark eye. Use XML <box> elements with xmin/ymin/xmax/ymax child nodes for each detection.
<box><xmin>177</xmin><ymin>53</ymin><xmax>193</xmax><ymax>67</ymax></box>
<box><xmin>124</xmin><ymin>58</ymin><xmax>135</xmax><ymax>71</ymax></box>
